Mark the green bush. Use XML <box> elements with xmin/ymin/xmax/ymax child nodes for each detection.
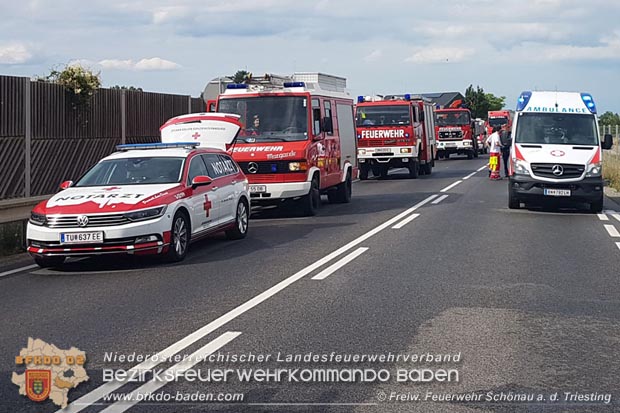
<box><xmin>47</xmin><ymin>64</ymin><xmax>101</xmax><ymax>106</ymax></box>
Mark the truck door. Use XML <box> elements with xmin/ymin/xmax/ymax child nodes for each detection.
<box><xmin>335</xmin><ymin>102</ymin><xmax>356</xmax><ymax>174</ymax></box>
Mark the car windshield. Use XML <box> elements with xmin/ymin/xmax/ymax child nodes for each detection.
<box><xmin>489</xmin><ymin>117</ymin><xmax>508</xmax><ymax>127</ymax></box>
<box><xmin>75</xmin><ymin>157</ymin><xmax>185</xmax><ymax>186</ymax></box>
<box><xmin>515</xmin><ymin>113</ymin><xmax>599</xmax><ymax>146</ymax></box>
<box><xmin>355</xmin><ymin>105</ymin><xmax>411</xmax><ymax>126</ymax></box>
<box><xmin>218</xmin><ymin>96</ymin><xmax>308</xmax><ymax>142</ymax></box>
<box><xmin>436</xmin><ymin>111</ymin><xmax>470</xmax><ymax>126</ymax></box>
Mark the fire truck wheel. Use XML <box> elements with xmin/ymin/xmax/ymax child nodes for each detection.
<box><xmin>421</xmin><ymin>162</ymin><xmax>432</xmax><ymax>176</ymax></box>
<box><xmin>379</xmin><ymin>166</ymin><xmax>389</xmax><ymax>179</ymax></box>
<box><xmin>166</xmin><ymin>211</ymin><xmax>190</xmax><ymax>262</ymax></box>
<box><xmin>301</xmin><ymin>176</ymin><xmax>321</xmax><ymax>216</ymax></box>
<box><xmin>225</xmin><ymin>199</ymin><xmax>249</xmax><ymax>240</ymax></box>
<box><xmin>408</xmin><ymin>161</ymin><xmax>419</xmax><ymax>179</ymax></box>
<box><xmin>371</xmin><ymin>165</ymin><xmax>381</xmax><ymax>178</ymax></box>
<box><xmin>473</xmin><ymin>148</ymin><xmax>479</xmax><ymax>158</ymax></box>
<box><xmin>359</xmin><ymin>164</ymin><xmax>369</xmax><ymax>180</ymax></box>
<box><xmin>34</xmin><ymin>255</ymin><xmax>65</xmax><ymax>268</ymax></box>
<box><xmin>328</xmin><ymin>172</ymin><xmax>352</xmax><ymax>204</ymax></box>
<box><xmin>467</xmin><ymin>151</ymin><xmax>474</xmax><ymax>159</ymax></box>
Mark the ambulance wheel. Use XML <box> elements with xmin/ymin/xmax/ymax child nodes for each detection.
<box><xmin>328</xmin><ymin>172</ymin><xmax>352</xmax><ymax>204</ymax></box>
<box><xmin>408</xmin><ymin>161</ymin><xmax>419</xmax><ymax>179</ymax></box>
<box><xmin>359</xmin><ymin>164</ymin><xmax>369</xmax><ymax>180</ymax></box>
<box><xmin>301</xmin><ymin>176</ymin><xmax>320</xmax><ymax>216</ymax></box>
<box><xmin>589</xmin><ymin>195</ymin><xmax>604</xmax><ymax>213</ymax></box>
<box><xmin>34</xmin><ymin>256</ymin><xmax>65</xmax><ymax>268</ymax></box>
<box><xmin>508</xmin><ymin>189</ymin><xmax>520</xmax><ymax>209</ymax></box>
<box><xmin>226</xmin><ymin>199</ymin><xmax>249</xmax><ymax>240</ymax></box>
<box><xmin>166</xmin><ymin>211</ymin><xmax>190</xmax><ymax>262</ymax></box>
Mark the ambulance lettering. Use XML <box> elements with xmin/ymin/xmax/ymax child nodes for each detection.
<box><xmin>360</xmin><ymin>130</ymin><xmax>406</xmax><ymax>139</ymax></box>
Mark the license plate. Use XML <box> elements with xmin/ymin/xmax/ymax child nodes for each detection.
<box><xmin>445</xmin><ymin>142</ymin><xmax>456</xmax><ymax>147</ymax></box>
<box><xmin>249</xmin><ymin>185</ymin><xmax>267</xmax><ymax>193</ymax></box>
<box><xmin>60</xmin><ymin>232</ymin><xmax>104</xmax><ymax>244</ymax></box>
<box><xmin>544</xmin><ymin>189</ymin><xmax>571</xmax><ymax>197</ymax></box>
<box><xmin>374</xmin><ymin>148</ymin><xmax>391</xmax><ymax>153</ymax></box>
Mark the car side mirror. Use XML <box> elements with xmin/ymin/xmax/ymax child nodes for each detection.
<box><xmin>59</xmin><ymin>180</ymin><xmax>73</xmax><ymax>190</ymax></box>
<box><xmin>192</xmin><ymin>175</ymin><xmax>213</xmax><ymax>188</ymax></box>
<box><xmin>602</xmin><ymin>134</ymin><xmax>613</xmax><ymax>150</ymax></box>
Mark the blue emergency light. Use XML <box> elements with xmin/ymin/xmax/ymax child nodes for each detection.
<box><xmin>283</xmin><ymin>81</ymin><xmax>305</xmax><ymax>88</ymax></box>
<box><xmin>226</xmin><ymin>84</ymin><xmax>249</xmax><ymax>89</ymax></box>
<box><xmin>116</xmin><ymin>142</ymin><xmax>199</xmax><ymax>151</ymax></box>
<box><xmin>516</xmin><ymin>91</ymin><xmax>532</xmax><ymax>111</ymax></box>
<box><xmin>580</xmin><ymin>93</ymin><xmax>597</xmax><ymax>114</ymax></box>
<box><xmin>404</xmin><ymin>94</ymin><xmax>411</xmax><ymax>101</ymax></box>
<box><xmin>357</xmin><ymin>96</ymin><xmax>365</xmax><ymax>103</ymax></box>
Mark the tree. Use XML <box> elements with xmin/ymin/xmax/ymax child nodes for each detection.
<box><xmin>110</xmin><ymin>85</ymin><xmax>143</xmax><ymax>92</ymax></box>
<box><xmin>599</xmin><ymin>111</ymin><xmax>620</xmax><ymax>126</ymax></box>
<box><xmin>44</xmin><ymin>64</ymin><xmax>101</xmax><ymax>107</ymax></box>
<box><xmin>232</xmin><ymin>70</ymin><xmax>252</xmax><ymax>84</ymax></box>
<box><xmin>485</xmin><ymin>93</ymin><xmax>505</xmax><ymax>112</ymax></box>
<box><xmin>464</xmin><ymin>85</ymin><xmax>490</xmax><ymax>119</ymax></box>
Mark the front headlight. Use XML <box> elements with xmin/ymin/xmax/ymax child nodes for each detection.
<box><xmin>288</xmin><ymin>162</ymin><xmax>308</xmax><ymax>172</ymax></box>
<box><xmin>124</xmin><ymin>206</ymin><xmax>167</xmax><ymax>222</ymax></box>
<box><xmin>513</xmin><ymin>159</ymin><xmax>529</xmax><ymax>175</ymax></box>
<box><xmin>585</xmin><ymin>162</ymin><xmax>602</xmax><ymax>177</ymax></box>
<box><xmin>29</xmin><ymin>212</ymin><xmax>47</xmax><ymax>226</ymax></box>
<box><xmin>358</xmin><ymin>149</ymin><xmax>367</xmax><ymax>155</ymax></box>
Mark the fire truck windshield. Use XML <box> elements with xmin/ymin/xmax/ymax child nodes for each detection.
<box><xmin>488</xmin><ymin>117</ymin><xmax>508</xmax><ymax>127</ymax></box>
<box><xmin>218</xmin><ymin>96</ymin><xmax>308</xmax><ymax>142</ymax></box>
<box><xmin>515</xmin><ymin>113</ymin><xmax>598</xmax><ymax>146</ymax></box>
<box><xmin>436</xmin><ymin>111</ymin><xmax>471</xmax><ymax>126</ymax></box>
<box><xmin>355</xmin><ymin>105</ymin><xmax>410</xmax><ymax>127</ymax></box>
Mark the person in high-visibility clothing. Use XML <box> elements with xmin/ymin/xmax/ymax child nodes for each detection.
<box><xmin>486</xmin><ymin>126</ymin><xmax>502</xmax><ymax>180</ymax></box>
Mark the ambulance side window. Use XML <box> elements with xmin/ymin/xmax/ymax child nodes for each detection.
<box><xmin>187</xmin><ymin>155</ymin><xmax>209</xmax><ymax>185</ymax></box>
<box><xmin>312</xmin><ymin>99</ymin><xmax>322</xmax><ymax>136</ymax></box>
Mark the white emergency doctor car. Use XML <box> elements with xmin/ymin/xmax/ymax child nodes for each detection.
<box><xmin>509</xmin><ymin>91</ymin><xmax>613</xmax><ymax>212</ymax></box>
<box><xmin>27</xmin><ymin>113</ymin><xmax>250</xmax><ymax>268</ymax></box>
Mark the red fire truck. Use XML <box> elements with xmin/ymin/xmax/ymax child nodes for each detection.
<box><xmin>486</xmin><ymin>110</ymin><xmax>514</xmax><ymax>135</ymax></box>
<box><xmin>215</xmin><ymin>73</ymin><xmax>357</xmax><ymax>216</ymax></box>
<box><xmin>355</xmin><ymin>95</ymin><xmax>437</xmax><ymax>179</ymax></box>
<box><xmin>435</xmin><ymin>108</ymin><xmax>478</xmax><ymax>159</ymax></box>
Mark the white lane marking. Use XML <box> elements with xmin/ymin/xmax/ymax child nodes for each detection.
<box><xmin>432</xmin><ymin>195</ymin><xmax>449</xmax><ymax>205</ymax></box>
<box><xmin>463</xmin><ymin>171</ymin><xmax>478</xmax><ymax>180</ymax></box>
<box><xmin>597</xmin><ymin>213</ymin><xmax>609</xmax><ymax>221</ymax></box>
<box><xmin>100</xmin><ymin>332</ymin><xmax>241</xmax><ymax>413</ymax></box>
<box><xmin>392</xmin><ymin>213</ymin><xmax>420</xmax><ymax>229</ymax></box>
<box><xmin>604</xmin><ymin>225</ymin><xmax>620</xmax><ymax>237</ymax></box>
<box><xmin>0</xmin><ymin>264</ymin><xmax>38</xmax><ymax>278</ymax></box>
<box><xmin>312</xmin><ymin>247</ymin><xmax>369</xmax><ymax>280</ymax></box>
<box><xmin>611</xmin><ymin>214</ymin><xmax>620</xmax><ymax>223</ymax></box>
<box><xmin>440</xmin><ymin>180</ymin><xmax>462</xmax><ymax>193</ymax></box>
<box><xmin>57</xmin><ymin>194</ymin><xmax>439</xmax><ymax>413</ymax></box>
<box><xmin>616</xmin><ymin>242</ymin><xmax>620</xmax><ymax>251</ymax></box>
<box><xmin>477</xmin><ymin>165</ymin><xmax>488</xmax><ymax>172</ymax></box>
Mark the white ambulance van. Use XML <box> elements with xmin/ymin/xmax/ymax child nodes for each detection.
<box><xmin>509</xmin><ymin>91</ymin><xmax>613</xmax><ymax>212</ymax></box>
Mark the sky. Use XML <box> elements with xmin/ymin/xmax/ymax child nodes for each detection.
<box><xmin>1</xmin><ymin>0</ymin><xmax>619</xmax><ymax>113</ymax></box>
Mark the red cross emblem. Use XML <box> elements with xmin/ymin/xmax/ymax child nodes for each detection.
<box><xmin>203</xmin><ymin>194</ymin><xmax>212</xmax><ymax>217</ymax></box>
<box><xmin>192</xmin><ymin>132</ymin><xmax>201</xmax><ymax>140</ymax></box>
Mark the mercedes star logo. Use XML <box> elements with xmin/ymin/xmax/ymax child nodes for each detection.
<box><xmin>551</xmin><ymin>165</ymin><xmax>564</xmax><ymax>176</ymax></box>
<box><xmin>247</xmin><ymin>162</ymin><xmax>259</xmax><ymax>174</ymax></box>
<box><xmin>77</xmin><ymin>215</ymin><xmax>89</xmax><ymax>227</ymax></box>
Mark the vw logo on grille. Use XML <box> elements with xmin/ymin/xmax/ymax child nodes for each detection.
<box><xmin>77</xmin><ymin>215</ymin><xmax>89</xmax><ymax>227</ymax></box>
<box><xmin>551</xmin><ymin>165</ymin><xmax>564</xmax><ymax>176</ymax></box>
<box><xmin>247</xmin><ymin>162</ymin><xmax>259</xmax><ymax>174</ymax></box>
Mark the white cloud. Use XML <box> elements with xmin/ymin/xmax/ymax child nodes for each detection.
<box><xmin>506</xmin><ymin>31</ymin><xmax>620</xmax><ymax>62</ymax></box>
<box><xmin>405</xmin><ymin>47</ymin><xmax>475</xmax><ymax>64</ymax></box>
<box><xmin>152</xmin><ymin>6</ymin><xmax>189</xmax><ymax>24</ymax></box>
<box><xmin>98</xmin><ymin>57</ymin><xmax>181</xmax><ymax>71</ymax></box>
<box><xmin>0</xmin><ymin>43</ymin><xmax>33</xmax><ymax>64</ymax></box>
<box><xmin>363</xmin><ymin>49</ymin><xmax>382</xmax><ymax>63</ymax></box>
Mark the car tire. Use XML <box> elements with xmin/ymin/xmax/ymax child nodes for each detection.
<box><xmin>226</xmin><ymin>199</ymin><xmax>249</xmax><ymax>240</ymax></box>
<box><xmin>301</xmin><ymin>176</ymin><xmax>320</xmax><ymax>216</ymax></box>
<box><xmin>508</xmin><ymin>188</ymin><xmax>520</xmax><ymax>209</ymax></box>
<box><xmin>328</xmin><ymin>172</ymin><xmax>352</xmax><ymax>204</ymax></box>
<box><xmin>359</xmin><ymin>164</ymin><xmax>369</xmax><ymax>180</ymax></box>
<box><xmin>166</xmin><ymin>211</ymin><xmax>190</xmax><ymax>262</ymax></box>
<box><xmin>589</xmin><ymin>195</ymin><xmax>604</xmax><ymax>213</ymax></box>
<box><xmin>34</xmin><ymin>256</ymin><xmax>65</xmax><ymax>268</ymax></box>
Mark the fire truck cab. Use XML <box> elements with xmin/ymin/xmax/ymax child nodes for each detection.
<box><xmin>355</xmin><ymin>94</ymin><xmax>437</xmax><ymax>179</ymax></box>
<box><xmin>486</xmin><ymin>110</ymin><xmax>514</xmax><ymax>136</ymax></box>
<box><xmin>216</xmin><ymin>73</ymin><xmax>357</xmax><ymax>216</ymax></box>
<box><xmin>435</xmin><ymin>108</ymin><xmax>478</xmax><ymax>159</ymax></box>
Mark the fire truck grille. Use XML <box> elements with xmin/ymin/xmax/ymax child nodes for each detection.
<box><xmin>439</xmin><ymin>131</ymin><xmax>463</xmax><ymax>140</ymax></box>
<box><xmin>238</xmin><ymin>161</ymin><xmax>296</xmax><ymax>174</ymax></box>
<box><xmin>530</xmin><ymin>163</ymin><xmax>585</xmax><ymax>179</ymax></box>
<box><xmin>46</xmin><ymin>214</ymin><xmax>130</xmax><ymax>228</ymax></box>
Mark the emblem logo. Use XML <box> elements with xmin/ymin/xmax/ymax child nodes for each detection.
<box><xmin>247</xmin><ymin>162</ymin><xmax>259</xmax><ymax>174</ymax></box>
<box><xmin>550</xmin><ymin>150</ymin><xmax>565</xmax><ymax>157</ymax></box>
<box><xmin>26</xmin><ymin>370</ymin><xmax>51</xmax><ymax>402</ymax></box>
<box><xmin>246</xmin><ymin>137</ymin><xmax>256</xmax><ymax>143</ymax></box>
<box><xmin>552</xmin><ymin>165</ymin><xmax>564</xmax><ymax>176</ymax></box>
<box><xmin>77</xmin><ymin>215</ymin><xmax>89</xmax><ymax>227</ymax></box>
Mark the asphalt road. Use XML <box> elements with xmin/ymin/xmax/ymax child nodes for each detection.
<box><xmin>2</xmin><ymin>155</ymin><xmax>620</xmax><ymax>413</ymax></box>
